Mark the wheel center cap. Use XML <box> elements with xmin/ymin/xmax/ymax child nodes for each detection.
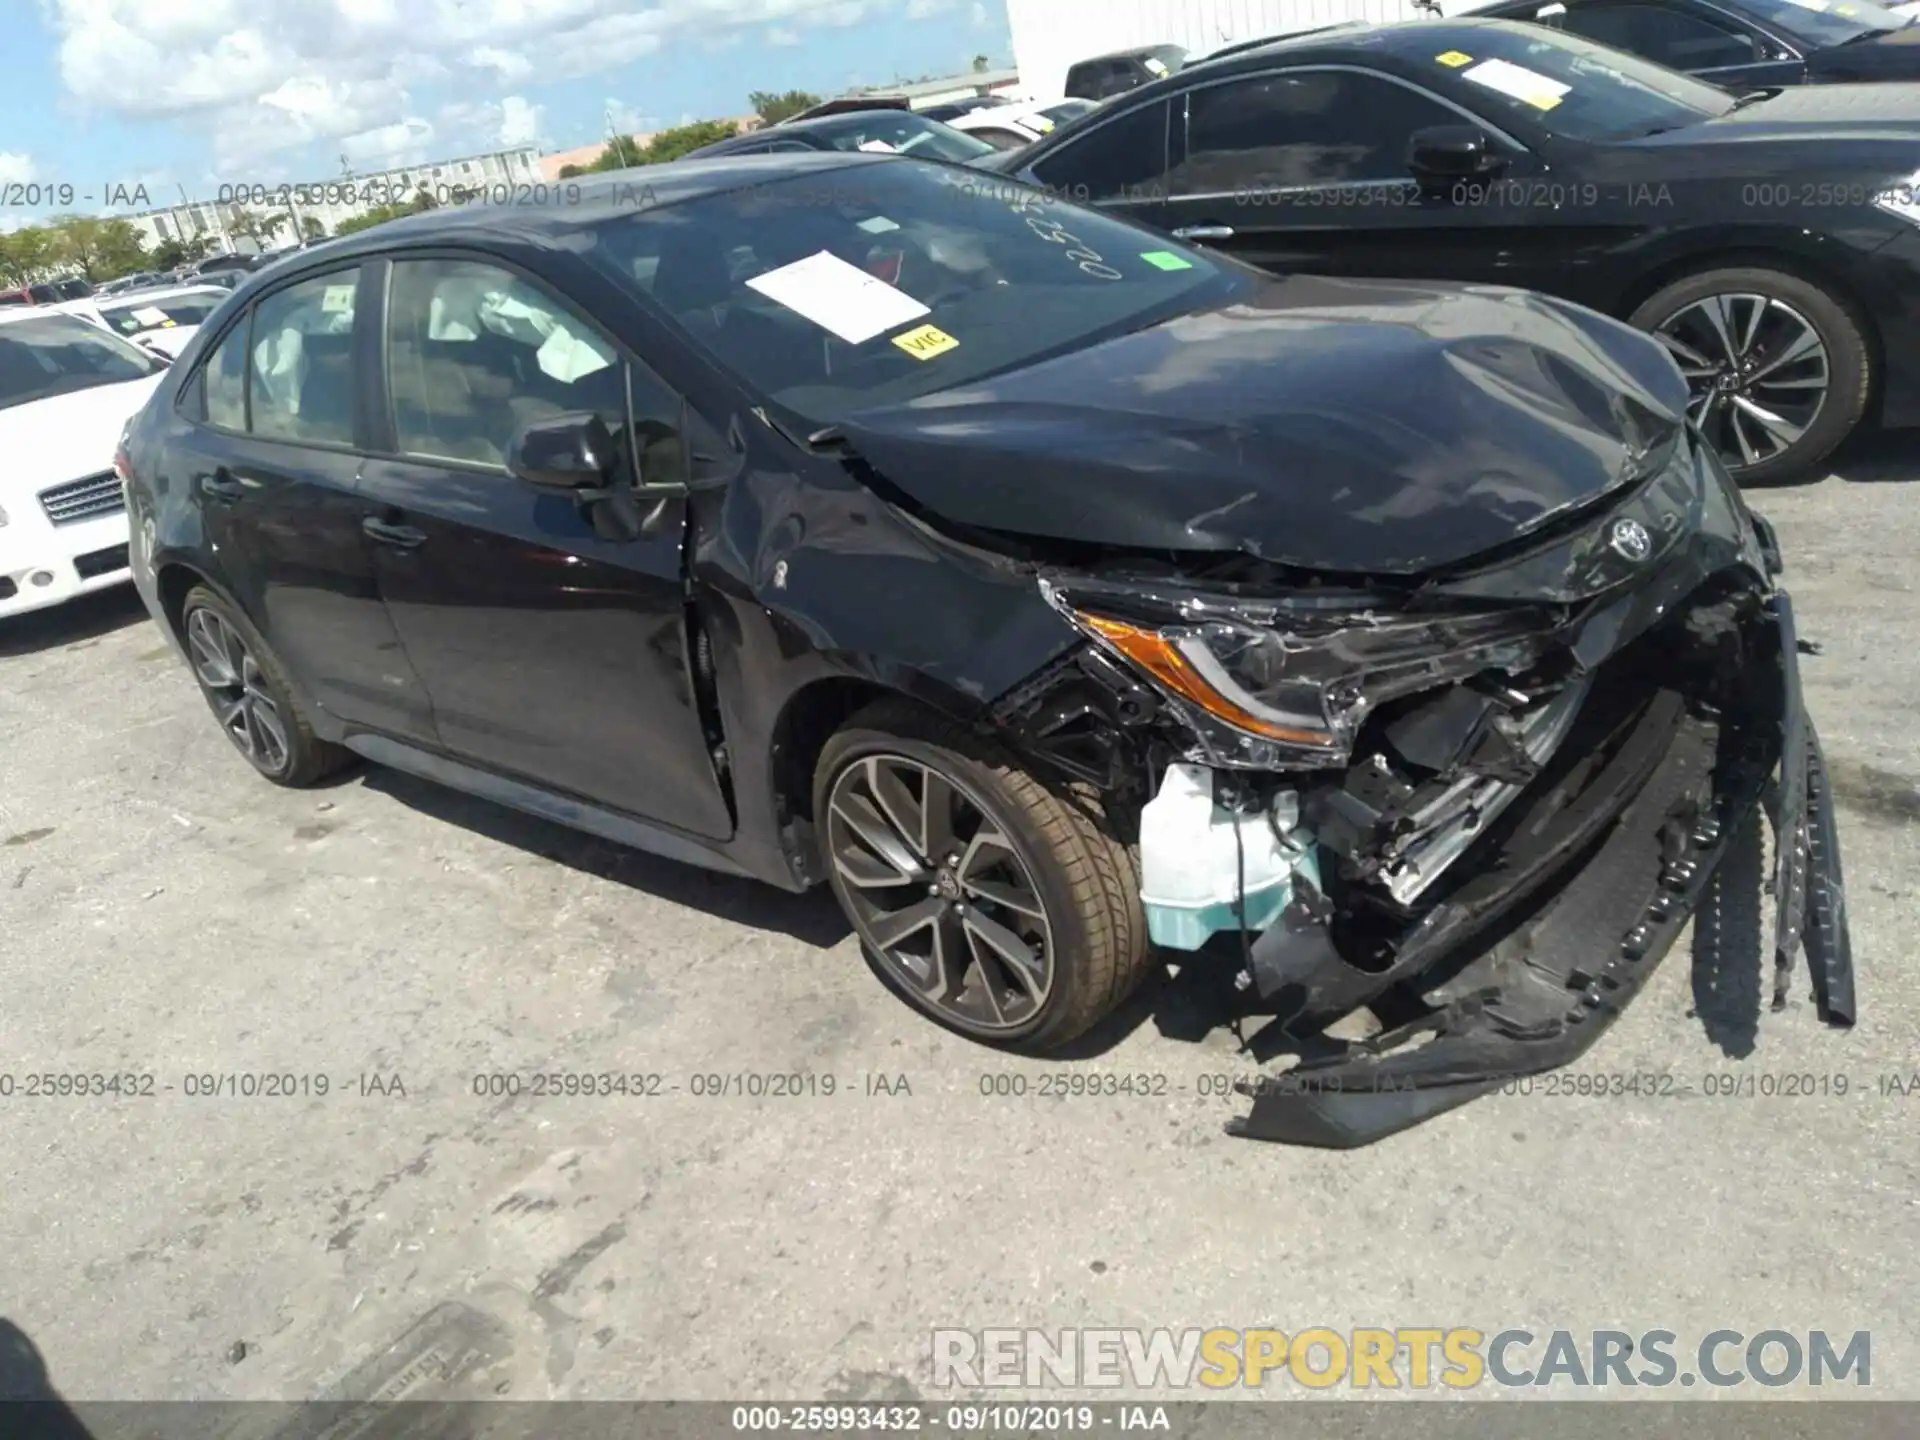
<box><xmin>1716</xmin><ymin>373</ymin><xmax>1740</xmax><ymax>392</ymax></box>
<box><xmin>937</xmin><ymin>870</ymin><xmax>962</xmax><ymax>901</ymax></box>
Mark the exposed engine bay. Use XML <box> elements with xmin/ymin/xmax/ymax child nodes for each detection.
<box><xmin>986</xmin><ymin>433</ymin><xmax>1856</xmax><ymax>1147</ymax></box>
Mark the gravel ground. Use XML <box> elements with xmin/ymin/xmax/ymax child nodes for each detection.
<box><xmin>1</xmin><ymin>435</ymin><xmax>1916</xmax><ymax>1415</ymax></box>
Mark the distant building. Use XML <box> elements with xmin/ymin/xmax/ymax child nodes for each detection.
<box><xmin>536</xmin><ymin>116</ymin><xmax>764</xmax><ymax>182</ymax></box>
<box><xmin>868</xmin><ymin>67</ymin><xmax>1024</xmax><ymax>107</ymax></box>
<box><xmin>124</xmin><ymin>147</ymin><xmax>542</xmax><ymax>252</ymax></box>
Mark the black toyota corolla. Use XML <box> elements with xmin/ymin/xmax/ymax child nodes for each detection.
<box><xmin>120</xmin><ymin>154</ymin><xmax>1854</xmax><ymax>1146</ymax></box>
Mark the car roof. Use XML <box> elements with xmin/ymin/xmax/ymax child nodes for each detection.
<box><xmin>248</xmin><ymin>151</ymin><xmax>898</xmax><ymax>263</ymax></box>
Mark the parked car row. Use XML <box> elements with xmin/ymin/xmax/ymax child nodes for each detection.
<box><xmin>989</xmin><ymin>16</ymin><xmax>1920</xmax><ymax>482</ymax></box>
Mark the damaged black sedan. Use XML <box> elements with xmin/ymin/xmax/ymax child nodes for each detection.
<box><xmin>122</xmin><ymin>153</ymin><xmax>1854</xmax><ymax>1146</ymax></box>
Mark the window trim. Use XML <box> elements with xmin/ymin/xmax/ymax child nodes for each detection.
<box><xmin>1163</xmin><ymin>63</ymin><xmax>1534</xmax><ymax>206</ymax></box>
<box><xmin>178</xmin><ymin>261</ymin><xmax>372</xmax><ymax>458</ymax></box>
<box><xmin>370</xmin><ymin>245</ymin><xmax>692</xmax><ymax>484</ymax></box>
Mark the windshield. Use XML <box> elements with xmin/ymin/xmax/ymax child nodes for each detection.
<box><xmin>808</xmin><ymin>112</ymin><xmax>1000</xmax><ymax>163</ymax></box>
<box><xmin>0</xmin><ymin>313</ymin><xmax>162</xmax><ymax>410</ymax></box>
<box><xmin>1039</xmin><ymin>99</ymin><xmax>1098</xmax><ymax>124</ymax></box>
<box><xmin>588</xmin><ymin>160</ymin><xmax>1243</xmax><ymax>427</ymax></box>
<box><xmin>100</xmin><ymin>293</ymin><xmax>223</xmax><ymax>336</ymax></box>
<box><xmin>1431</xmin><ymin>24</ymin><xmax>1737</xmax><ymax>140</ymax></box>
<box><xmin>1735</xmin><ymin>0</ymin><xmax>1909</xmax><ymax>43</ymax></box>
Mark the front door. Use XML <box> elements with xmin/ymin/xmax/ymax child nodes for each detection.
<box><xmin>1156</xmin><ymin>67</ymin><xmax>1580</xmax><ymax>296</ymax></box>
<box><xmin>357</xmin><ymin>254</ymin><xmax>733</xmax><ymax>840</ymax></box>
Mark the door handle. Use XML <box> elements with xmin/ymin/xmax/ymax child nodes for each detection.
<box><xmin>362</xmin><ymin>517</ymin><xmax>427</xmax><ymax>550</ymax></box>
<box><xmin>1171</xmin><ymin>225</ymin><xmax>1235</xmax><ymax>242</ymax></box>
<box><xmin>201</xmin><ymin>468</ymin><xmax>246</xmax><ymax>503</ymax></box>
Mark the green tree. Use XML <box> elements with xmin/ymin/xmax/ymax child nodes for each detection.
<box><xmin>749</xmin><ymin>88</ymin><xmax>822</xmax><ymax>124</ymax></box>
<box><xmin>638</xmin><ymin>118</ymin><xmax>738</xmax><ymax>164</ymax></box>
<box><xmin>48</xmin><ymin>215</ymin><xmax>149</xmax><ymax>281</ymax></box>
<box><xmin>330</xmin><ymin>188</ymin><xmax>437</xmax><ymax>238</ymax></box>
<box><xmin>299</xmin><ymin>214</ymin><xmax>326</xmax><ymax>242</ymax></box>
<box><xmin>0</xmin><ymin>226</ymin><xmax>58</xmax><ymax>285</ymax></box>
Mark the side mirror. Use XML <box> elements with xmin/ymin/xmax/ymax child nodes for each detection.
<box><xmin>1407</xmin><ymin>125</ymin><xmax>1507</xmax><ymax>182</ymax></box>
<box><xmin>507</xmin><ymin>411</ymin><xmax>618</xmax><ymax>492</ymax></box>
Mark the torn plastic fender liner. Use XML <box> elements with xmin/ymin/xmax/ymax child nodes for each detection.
<box><xmin>1227</xmin><ymin>602</ymin><xmax>1855</xmax><ymax>1148</ymax></box>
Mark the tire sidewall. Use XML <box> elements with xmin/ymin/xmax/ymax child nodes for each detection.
<box><xmin>1628</xmin><ymin>266</ymin><xmax>1870</xmax><ymax>485</ymax></box>
<box><xmin>814</xmin><ymin>724</ymin><xmax>1106</xmax><ymax>1051</ymax></box>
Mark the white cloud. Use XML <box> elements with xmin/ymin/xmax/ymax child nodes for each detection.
<box><xmin>497</xmin><ymin>95</ymin><xmax>544</xmax><ymax>146</ymax></box>
<box><xmin>467</xmin><ymin>45</ymin><xmax>532</xmax><ymax>81</ymax></box>
<box><xmin>338</xmin><ymin>116</ymin><xmax>437</xmax><ymax>169</ymax></box>
<box><xmin>905</xmin><ymin>0</ymin><xmax>953</xmax><ymax>16</ymax></box>
<box><xmin>971</xmin><ymin>1</ymin><xmax>990</xmax><ymax>26</ymax></box>
<box><xmin>0</xmin><ymin>152</ymin><xmax>36</xmax><ymax>185</ymax></box>
<box><xmin>47</xmin><ymin>0</ymin><xmax>917</xmax><ymax>172</ymax></box>
<box><xmin>605</xmin><ymin>99</ymin><xmax>662</xmax><ymax>135</ymax></box>
<box><xmin>766</xmin><ymin>25</ymin><xmax>800</xmax><ymax>43</ymax></box>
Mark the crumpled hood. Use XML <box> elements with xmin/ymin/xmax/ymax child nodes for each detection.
<box><xmin>837</xmin><ymin>274</ymin><xmax>1688</xmax><ymax>574</ymax></box>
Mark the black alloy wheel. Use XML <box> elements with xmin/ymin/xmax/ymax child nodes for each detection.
<box><xmin>179</xmin><ymin>585</ymin><xmax>350</xmax><ymax>786</ymax></box>
<box><xmin>815</xmin><ymin>700</ymin><xmax>1152</xmax><ymax>1051</ymax></box>
<box><xmin>827</xmin><ymin>752</ymin><xmax>1056</xmax><ymax>1035</ymax></box>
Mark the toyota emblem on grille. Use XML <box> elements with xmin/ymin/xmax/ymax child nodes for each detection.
<box><xmin>1609</xmin><ymin>518</ymin><xmax>1653</xmax><ymax>563</ymax></box>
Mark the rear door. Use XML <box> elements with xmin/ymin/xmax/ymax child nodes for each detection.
<box><xmin>356</xmin><ymin>252</ymin><xmax>734</xmax><ymax>839</ymax></box>
<box><xmin>167</xmin><ymin>263</ymin><xmax>437</xmax><ymax>741</ymax></box>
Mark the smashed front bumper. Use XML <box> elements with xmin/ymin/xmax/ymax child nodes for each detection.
<box><xmin>1229</xmin><ymin>590</ymin><xmax>1855</xmax><ymax>1148</ymax></box>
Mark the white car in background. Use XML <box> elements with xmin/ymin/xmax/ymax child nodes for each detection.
<box><xmin>92</xmin><ymin>285</ymin><xmax>231</xmax><ymax>360</ymax></box>
<box><xmin>0</xmin><ymin>308</ymin><xmax>170</xmax><ymax>620</ymax></box>
<box><xmin>946</xmin><ymin>100</ymin><xmax>1091</xmax><ymax>152</ymax></box>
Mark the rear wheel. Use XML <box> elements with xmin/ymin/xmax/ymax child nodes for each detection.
<box><xmin>814</xmin><ymin>700</ymin><xmax>1151</xmax><ymax>1052</ymax></box>
<box><xmin>1629</xmin><ymin>266</ymin><xmax>1871</xmax><ymax>484</ymax></box>
<box><xmin>180</xmin><ymin>585</ymin><xmax>350</xmax><ymax>786</ymax></box>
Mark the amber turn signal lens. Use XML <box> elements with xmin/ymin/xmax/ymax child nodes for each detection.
<box><xmin>1079</xmin><ymin>613</ymin><xmax>1338</xmax><ymax>748</ymax></box>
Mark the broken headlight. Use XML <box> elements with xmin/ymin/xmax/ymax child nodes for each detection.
<box><xmin>1041</xmin><ymin>577</ymin><xmax>1566</xmax><ymax>769</ymax></box>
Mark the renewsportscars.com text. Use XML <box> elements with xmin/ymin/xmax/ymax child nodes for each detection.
<box><xmin>931</xmin><ymin>1328</ymin><xmax>1870</xmax><ymax>1391</ymax></box>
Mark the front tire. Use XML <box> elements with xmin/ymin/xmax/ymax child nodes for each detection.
<box><xmin>1629</xmin><ymin>266</ymin><xmax>1871</xmax><ymax>485</ymax></box>
<box><xmin>180</xmin><ymin>585</ymin><xmax>349</xmax><ymax>786</ymax></box>
<box><xmin>814</xmin><ymin>699</ymin><xmax>1151</xmax><ymax>1053</ymax></box>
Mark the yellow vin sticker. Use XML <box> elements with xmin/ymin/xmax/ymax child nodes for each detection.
<box><xmin>1436</xmin><ymin>50</ymin><xmax>1473</xmax><ymax>66</ymax></box>
<box><xmin>893</xmin><ymin>324</ymin><xmax>959</xmax><ymax>360</ymax></box>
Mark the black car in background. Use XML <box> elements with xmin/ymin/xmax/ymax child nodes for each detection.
<box><xmin>1065</xmin><ymin>44</ymin><xmax>1190</xmax><ymax>100</ymax></box>
<box><xmin>991</xmin><ymin>17</ymin><xmax>1920</xmax><ymax>481</ymax></box>
<box><xmin>1468</xmin><ymin>0</ymin><xmax>1920</xmax><ymax>87</ymax></box>
<box><xmin>122</xmin><ymin>154</ymin><xmax>1851</xmax><ymax>1147</ymax></box>
<box><xmin>687</xmin><ymin>107</ymin><xmax>1000</xmax><ymax>163</ymax></box>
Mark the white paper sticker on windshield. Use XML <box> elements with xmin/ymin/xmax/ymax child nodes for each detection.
<box><xmin>745</xmin><ymin>249</ymin><xmax>930</xmax><ymax>345</ymax></box>
<box><xmin>129</xmin><ymin>305</ymin><xmax>171</xmax><ymax>327</ymax></box>
<box><xmin>1143</xmin><ymin>56</ymin><xmax>1169</xmax><ymax>75</ymax></box>
<box><xmin>1461</xmin><ymin>57</ymin><xmax>1570</xmax><ymax>111</ymax></box>
<box><xmin>1536</xmin><ymin>1</ymin><xmax>1567</xmax><ymax>14</ymax></box>
<box><xmin>321</xmin><ymin>283</ymin><xmax>356</xmax><ymax>313</ymax></box>
<box><xmin>858</xmin><ymin>215</ymin><xmax>902</xmax><ymax>233</ymax></box>
<box><xmin>1780</xmin><ymin>0</ymin><xmax>1831</xmax><ymax>9</ymax></box>
<box><xmin>857</xmin><ymin>139</ymin><xmax>898</xmax><ymax>152</ymax></box>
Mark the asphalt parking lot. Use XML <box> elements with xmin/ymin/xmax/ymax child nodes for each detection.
<box><xmin>2</xmin><ymin>436</ymin><xmax>1918</xmax><ymax>1408</ymax></box>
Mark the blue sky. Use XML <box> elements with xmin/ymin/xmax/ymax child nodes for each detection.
<box><xmin>0</xmin><ymin>0</ymin><xmax>1013</xmax><ymax>226</ymax></box>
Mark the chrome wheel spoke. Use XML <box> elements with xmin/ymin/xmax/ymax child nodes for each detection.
<box><xmin>187</xmin><ymin>607</ymin><xmax>288</xmax><ymax>772</ymax></box>
<box><xmin>961</xmin><ymin>904</ymin><xmax>1047</xmax><ymax>1000</ymax></box>
<box><xmin>1731</xmin><ymin>393</ymin><xmax>1806</xmax><ymax>449</ymax></box>
<box><xmin>1745</xmin><ymin>320</ymin><xmax>1824</xmax><ymax>386</ymax></box>
<box><xmin>1654</xmin><ymin>329</ymin><xmax>1715</xmax><ymax>370</ymax></box>
<box><xmin>868</xmin><ymin>895</ymin><xmax>946</xmax><ymax>952</ymax></box>
<box><xmin>1699</xmin><ymin>294</ymin><xmax>1746</xmax><ymax>367</ymax></box>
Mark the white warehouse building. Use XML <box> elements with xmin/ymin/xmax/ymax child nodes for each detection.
<box><xmin>1007</xmin><ymin>0</ymin><xmax>1433</xmax><ymax>101</ymax></box>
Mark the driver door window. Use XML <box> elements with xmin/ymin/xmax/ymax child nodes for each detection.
<box><xmin>1169</xmin><ymin>70</ymin><xmax>1458</xmax><ymax>197</ymax></box>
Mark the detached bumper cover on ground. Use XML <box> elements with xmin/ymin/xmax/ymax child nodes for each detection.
<box><xmin>1229</xmin><ymin>591</ymin><xmax>1856</xmax><ymax>1148</ymax></box>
